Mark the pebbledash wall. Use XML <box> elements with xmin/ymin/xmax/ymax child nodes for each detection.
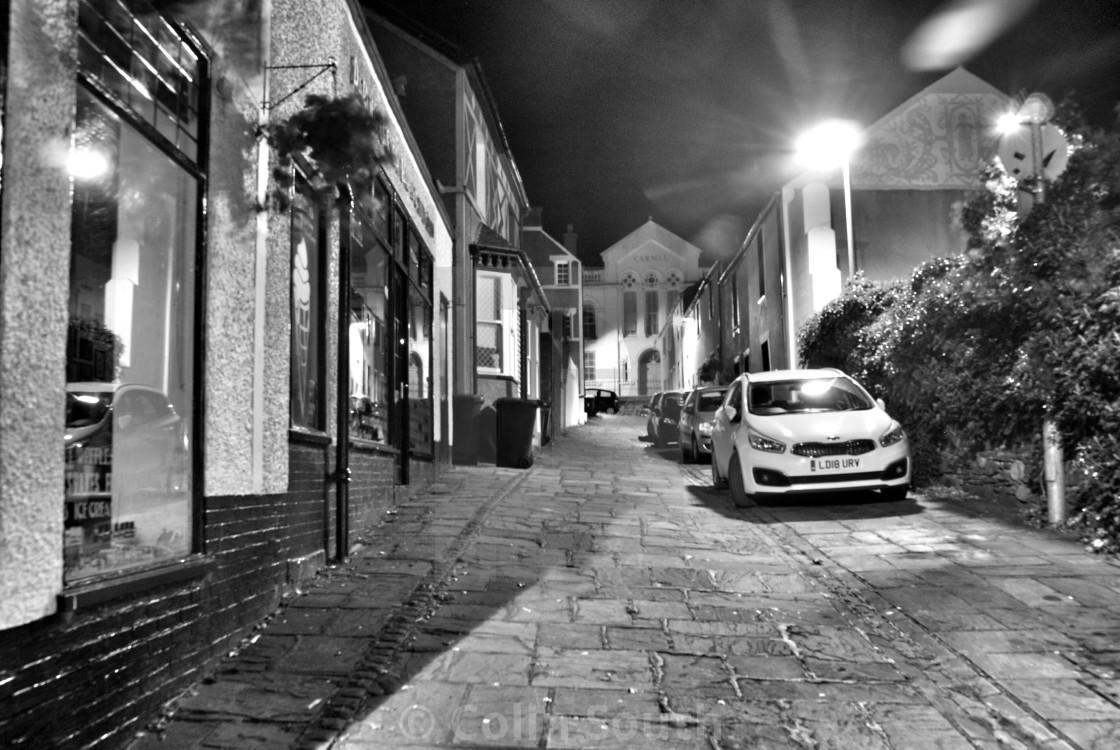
<box><xmin>0</xmin><ymin>1</ymin><xmax>453</xmax><ymax>748</ymax></box>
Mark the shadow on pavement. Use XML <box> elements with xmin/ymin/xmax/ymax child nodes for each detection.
<box><xmin>684</xmin><ymin>483</ymin><xmax>924</xmax><ymax>524</ymax></box>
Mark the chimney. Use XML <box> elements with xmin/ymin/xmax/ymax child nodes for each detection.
<box><xmin>563</xmin><ymin>224</ymin><xmax>577</xmax><ymax>255</ymax></box>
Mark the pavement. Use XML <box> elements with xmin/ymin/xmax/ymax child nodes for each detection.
<box><xmin>127</xmin><ymin>414</ymin><xmax>1120</xmax><ymax>750</ymax></box>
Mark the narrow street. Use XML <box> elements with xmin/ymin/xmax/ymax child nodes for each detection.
<box><xmin>135</xmin><ymin>414</ymin><xmax>1120</xmax><ymax>750</ymax></box>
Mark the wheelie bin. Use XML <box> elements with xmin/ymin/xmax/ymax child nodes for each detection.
<box><xmin>494</xmin><ymin>398</ymin><xmax>539</xmax><ymax>469</ymax></box>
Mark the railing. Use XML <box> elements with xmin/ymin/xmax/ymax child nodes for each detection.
<box><xmin>583</xmin><ymin>372</ymin><xmax>663</xmax><ymax>396</ymax></box>
<box><xmin>582</xmin><ymin>269</ymin><xmax>604</xmax><ymax>284</ymax></box>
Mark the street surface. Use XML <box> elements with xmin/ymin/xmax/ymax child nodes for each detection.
<box><xmin>131</xmin><ymin>414</ymin><xmax>1120</xmax><ymax>750</ymax></box>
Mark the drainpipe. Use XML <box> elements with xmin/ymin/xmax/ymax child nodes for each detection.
<box><xmin>334</xmin><ymin>187</ymin><xmax>352</xmax><ymax>561</ymax></box>
<box><xmin>251</xmin><ymin>0</ymin><xmax>273</xmax><ymax>494</ymax></box>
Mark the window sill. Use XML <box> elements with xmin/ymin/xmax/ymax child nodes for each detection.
<box><xmin>350</xmin><ymin>437</ymin><xmax>398</xmax><ymax>456</ymax></box>
<box><xmin>290</xmin><ymin>428</ymin><xmax>331</xmax><ymax>446</ymax></box>
<box><xmin>58</xmin><ymin>555</ymin><xmax>212</xmax><ymax>612</ymax></box>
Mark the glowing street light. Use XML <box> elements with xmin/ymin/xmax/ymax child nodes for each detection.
<box><xmin>995</xmin><ymin>93</ymin><xmax>1068</xmax><ymax>211</ymax></box>
<box><xmin>795</xmin><ymin>119</ymin><xmax>863</xmax><ymax>279</ymax></box>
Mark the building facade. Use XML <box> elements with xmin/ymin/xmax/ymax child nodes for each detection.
<box><xmin>777</xmin><ymin>67</ymin><xmax>1010</xmax><ymax>364</ymax></box>
<box><xmin>0</xmin><ymin>0</ymin><xmax>454</xmax><ymax>746</ymax></box>
<box><xmin>522</xmin><ymin>209</ymin><xmax>584</xmax><ymax>432</ymax></box>
<box><xmin>582</xmin><ymin>220</ymin><xmax>707</xmax><ymax>398</ymax></box>
<box><xmin>663</xmin><ymin>68</ymin><xmax>1011</xmax><ymax>387</ymax></box>
<box><xmin>365</xmin><ymin>7</ymin><xmax>550</xmax><ymax>463</ymax></box>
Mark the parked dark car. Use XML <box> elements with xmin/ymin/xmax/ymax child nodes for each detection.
<box><xmin>645</xmin><ymin>390</ymin><xmax>684</xmax><ymax>448</ymax></box>
<box><xmin>584</xmin><ymin>388</ymin><xmax>620</xmax><ymax>416</ymax></box>
<box><xmin>678</xmin><ymin>385</ymin><xmax>729</xmax><ymax>463</ymax></box>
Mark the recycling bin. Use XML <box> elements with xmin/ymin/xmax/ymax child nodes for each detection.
<box><xmin>494</xmin><ymin>398</ymin><xmax>540</xmax><ymax>469</ymax></box>
<box><xmin>452</xmin><ymin>394</ymin><xmax>484</xmax><ymax>465</ymax></box>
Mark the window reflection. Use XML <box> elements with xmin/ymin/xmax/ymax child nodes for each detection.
<box><xmin>65</xmin><ymin>86</ymin><xmax>196</xmax><ymax>583</ymax></box>
<box><xmin>350</xmin><ymin>211</ymin><xmax>391</xmax><ymax>442</ymax></box>
<box><xmin>291</xmin><ymin>187</ymin><xmax>325</xmax><ymax>431</ymax></box>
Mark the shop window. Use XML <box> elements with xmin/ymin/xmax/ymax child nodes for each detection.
<box><xmin>290</xmin><ymin>183</ymin><xmax>325</xmax><ymax>431</ymax></box>
<box><xmin>408</xmin><ymin>251</ymin><xmax>433</xmax><ymax>457</ymax></box>
<box><xmin>348</xmin><ymin>188</ymin><xmax>433</xmax><ymax>458</ymax></box>
<box><xmin>350</xmin><ymin>208</ymin><xmax>393</xmax><ymax>444</ymax></box>
<box><xmin>65</xmin><ymin>81</ymin><xmax>200</xmax><ymax>584</ymax></box>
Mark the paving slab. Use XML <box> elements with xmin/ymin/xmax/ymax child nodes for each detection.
<box><xmin>126</xmin><ymin>416</ymin><xmax>1120</xmax><ymax>750</ymax></box>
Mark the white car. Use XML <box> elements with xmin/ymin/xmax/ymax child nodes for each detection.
<box><xmin>709</xmin><ymin>368</ymin><xmax>910</xmax><ymax>506</ymax></box>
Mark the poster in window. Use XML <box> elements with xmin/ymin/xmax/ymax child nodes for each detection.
<box><xmin>291</xmin><ymin>191</ymin><xmax>322</xmax><ymax>430</ymax></box>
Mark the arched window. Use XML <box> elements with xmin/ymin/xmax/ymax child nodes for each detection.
<box><xmin>582</xmin><ymin>303</ymin><xmax>597</xmax><ymax>340</ymax></box>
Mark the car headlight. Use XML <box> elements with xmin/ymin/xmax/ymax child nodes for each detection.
<box><xmin>661</xmin><ymin>416</ymin><xmax>676</xmax><ymax>424</ymax></box>
<box><xmin>748</xmin><ymin>429</ymin><xmax>785</xmax><ymax>453</ymax></box>
<box><xmin>698</xmin><ymin>421</ymin><xmax>713</xmax><ymax>435</ymax></box>
<box><xmin>880</xmin><ymin>422</ymin><xmax>906</xmax><ymax>447</ymax></box>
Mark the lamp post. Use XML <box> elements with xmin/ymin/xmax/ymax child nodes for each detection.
<box><xmin>996</xmin><ymin>93</ymin><xmax>1071</xmax><ymax>525</ymax></box>
<box><xmin>996</xmin><ymin>93</ymin><xmax>1068</xmax><ymax>216</ymax></box>
<box><xmin>795</xmin><ymin>119</ymin><xmax>863</xmax><ymax>279</ymax></box>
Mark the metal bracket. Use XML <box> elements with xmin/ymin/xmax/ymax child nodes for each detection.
<box><xmin>264</xmin><ymin>58</ymin><xmax>337</xmax><ymax>111</ymax></box>
<box><xmin>328</xmin><ymin>466</ymin><xmax>352</xmax><ymax>484</ymax></box>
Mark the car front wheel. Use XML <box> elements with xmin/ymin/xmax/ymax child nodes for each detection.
<box><xmin>728</xmin><ymin>453</ymin><xmax>752</xmax><ymax>508</ymax></box>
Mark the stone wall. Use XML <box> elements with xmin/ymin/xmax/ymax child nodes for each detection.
<box><xmin>937</xmin><ymin>446</ymin><xmax>1084</xmax><ymax>520</ymax></box>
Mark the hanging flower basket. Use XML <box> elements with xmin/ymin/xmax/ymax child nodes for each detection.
<box><xmin>268</xmin><ymin>92</ymin><xmax>394</xmax><ymax>210</ymax></box>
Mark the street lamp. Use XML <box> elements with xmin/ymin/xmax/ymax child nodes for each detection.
<box><xmin>795</xmin><ymin>119</ymin><xmax>863</xmax><ymax>279</ymax></box>
<box><xmin>996</xmin><ymin>93</ymin><xmax>1068</xmax><ymax>216</ymax></box>
<box><xmin>995</xmin><ymin>93</ymin><xmax>1071</xmax><ymax>525</ymax></box>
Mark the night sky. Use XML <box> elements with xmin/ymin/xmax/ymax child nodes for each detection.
<box><xmin>372</xmin><ymin>0</ymin><xmax>1120</xmax><ymax>266</ymax></box>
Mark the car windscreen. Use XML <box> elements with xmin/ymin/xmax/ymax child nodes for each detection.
<box><xmin>697</xmin><ymin>392</ymin><xmax>725</xmax><ymax>411</ymax></box>
<box><xmin>748</xmin><ymin>378</ymin><xmax>872</xmax><ymax>415</ymax></box>
<box><xmin>66</xmin><ymin>392</ymin><xmax>111</xmax><ymax>427</ymax></box>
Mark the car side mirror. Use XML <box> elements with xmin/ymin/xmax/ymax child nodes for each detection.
<box><xmin>876</xmin><ymin>398</ymin><xmax>886</xmax><ymax>410</ymax></box>
<box><xmin>725</xmin><ymin>406</ymin><xmax>739</xmax><ymax>423</ymax></box>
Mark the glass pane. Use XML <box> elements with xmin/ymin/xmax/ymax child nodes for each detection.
<box><xmin>349</xmin><ymin>215</ymin><xmax>391</xmax><ymax>442</ymax></box>
<box><xmin>372</xmin><ymin>178</ymin><xmax>389</xmax><ymax>240</ymax></box>
<box><xmin>476</xmin><ymin>323</ymin><xmax>501</xmax><ymax>369</ymax></box>
<box><xmin>391</xmin><ymin>207</ymin><xmax>405</xmax><ymax>263</ymax></box>
<box><xmin>66</xmin><ymin>87</ymin><xmax>196</xmax><ymax>583</ymax></box>
<box><xmin>290</xmin><ymin>188</ymin><xmax>324</xmax><ymax>430</ymax></box>
<box><xmin>409</xmin><ymin>284</ymin><xmax>433</xmax><ymax>455</ymax></box>
<box><xmin>76</xmin><ymin>0</ymin><xmax>202</xmax><ymax>163</ymax></box>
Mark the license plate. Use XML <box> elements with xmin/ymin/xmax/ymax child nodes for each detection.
<box><xmin>810</xmin><ymin>457</ymin><xmax>860</xmax><ymax>472</ymax></box>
